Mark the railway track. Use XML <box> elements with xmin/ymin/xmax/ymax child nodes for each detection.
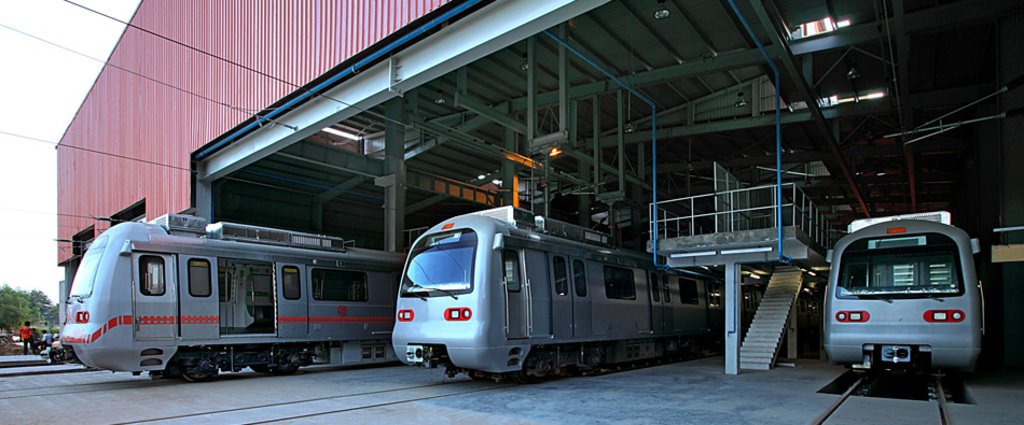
<box><xmin>811</xmin><ymin>371</ymin><xmax>957</xmax><ymax>425</ymax></box>
<box><xmin>113</xmin><ymin>380</ymin><xmax>513</xmax><ymax>425</ymax></box>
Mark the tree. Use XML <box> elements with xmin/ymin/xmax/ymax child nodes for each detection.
<box><xmin>27</xmin><ymin>289</ymin><xmax>58</xmax><ymax>326</ymax></box>
<box><xmin>0</xmin><ymin>285</ymin><xmax>33</xmax><ymax>331</ymax></box>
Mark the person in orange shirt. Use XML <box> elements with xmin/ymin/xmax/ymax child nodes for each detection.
<box><xmin>19</xmin><ymin>321</ymin><xmax>33</xmax><ymax>355</ymax></box>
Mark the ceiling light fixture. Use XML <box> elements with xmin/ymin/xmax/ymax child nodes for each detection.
<box><xmin>624</xmin><ymin>122</ymin><xmax>636</xmax><ymax>134</ymax></box>
<box><xmin>549</xmin><ymin>147</ymin><xmax>563</xmax><ymax>157</ymax></box>
<box><xmin>734</xmin><ymin>91</ymin><xmax>748</xmax><ymax>108</ymax></box>
<box><xmin>519</xmin><ymin>53</ymin><xmax>529</xmax><ymax>71</ymax></box>
<box><xmin>322</xmin><ymin>126</ymin><xmax>360</xmax><ymax>141</ymax></box>
<box><xmin>433</xmin><ymin>89</ymin><xmax>446</xmax><ymax>105</ymax></box>
<box><xmin>653</xmin><ymin>0</ymin><xmax>670</xmax><ymax>19</ymax></box>
<box><xmin>846</xmin><ymin>66</ymin><xmax>860</xmax><ymax>80</ymax></box>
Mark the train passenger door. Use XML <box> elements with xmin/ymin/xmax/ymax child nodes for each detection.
<box><xmin>218</xmin><ymin>258</ymin><xmax>276</xmax><ymax>335</ymax></box>
<box><xmin>132</xmin><ymin>252</ymin><xmax>177</xmax><ymax>341</ymax></box>
<box><xmin>503</xmin><ymin>249</ymin><xmax>529</xmax><ymax>339</ymax></box>
<box><xmin>648</xmin><ymin>272</ymin><xmax>664</xmax><ymax>334</ymax></box>
<box><xmin>524</xmin><ymin>249</ymin><xmax>551</xmax><ymax>337</ymax></box>
<box><xmin>276</xmin><ymin>264</ymin><xmax>308</xmax><ymax>339</ymax></box>
<box><xmin>550</xmin><ymin>255</ymin><xmax>573</xmax><ymax>338</ymax></box>
<box><xmin>570</xmin><ymin>258</ymin><xmax>591</xmax><ymax>337</ymax></box>
<box><xmin>178</xmin><ymin>257</ymin><xmax>218</xmax><ymax>341</ymax></box>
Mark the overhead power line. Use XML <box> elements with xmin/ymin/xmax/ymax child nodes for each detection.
<box><xmin>0</xmin><ymin>129</ymin><xmax>194</xmax><ymax>173</ymax></box>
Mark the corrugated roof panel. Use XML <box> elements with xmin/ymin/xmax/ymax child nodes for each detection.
<box><xmin>57</xmin><ymin>0</ymin><xmax>449</xmax><ymax>262</ymax></box>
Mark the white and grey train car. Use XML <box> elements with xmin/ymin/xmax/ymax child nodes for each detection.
<box><xmin>393</xmin><ymin>207</ymin><xmax>718</xmax><ymax>380</ymax></box>
<box><xmin>824</xmin><ymin>212</ymin><xmax>983</xmax><ymax>371</ymax></box>
<box><xmin>62</xmin><ymin>214</ymin><xmax>404</xmax><ymax>380</ymax></box>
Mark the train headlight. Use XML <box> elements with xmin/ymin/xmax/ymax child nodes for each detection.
<box><xmin>398</xmin><ymin>310</ymin><xmax>414</xmax><ymax>322</ymax></box>
<box><xmin>444</xmin><ymin>307</ymin><xmax>472</xmax><ymax>321</ymax></box>
<box><xmin>925</xmin><ymin>310</ymin><xmax>965</xmax><ymax>323</ymax></box>
<box><xmin>836</xmin><ymin>311</ymin><xmax>869</xmax><ymax>322</ymax></box>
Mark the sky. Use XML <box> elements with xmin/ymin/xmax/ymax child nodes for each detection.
<box><xmin>0</xmin><ymin>0</ymin><xmax>141</xmax><ymax>302</ymax></box>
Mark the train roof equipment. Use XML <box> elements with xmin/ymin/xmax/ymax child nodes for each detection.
<box><xmin>847</xmin><ymin>211</ymin><xmax>952</xmax><ymax>233</ymax></box>
<box><xmin>471</xmin><ymin>206</ymin><xmax>613</xmax><ymax>247</ymax></box>
<box><xmin>150</xmin><ymin>213</ymin><xmax>348</xmax><ymax>252</ymax></box>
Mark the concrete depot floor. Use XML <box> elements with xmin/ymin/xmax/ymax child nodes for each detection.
<box><xmin>0</xmin><ymin>355</ymin><xmax>1020</xmax><ymax>424</ymax></box>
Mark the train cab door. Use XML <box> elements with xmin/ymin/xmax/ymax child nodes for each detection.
<box><xmin>178</xmin><ymin>257</ymin><xmax>219</xmax><ymax>341</ymax></box>
<box><xmin>132</xmin><ymin>252</ymin><xmax>177</xmax><ymax>341</ymax></box>
<box><xmin>648</xmin><ymin>272</ymin><xmax>665</xmax><ymax>334</ymax></box>
<box><xmin>503</xmin><ymin>249</ymin><xmax>529</xmax><ymax>339</ymax></box>
<box><xmin>276</xmin><ymin>264</ymin><xmax>307</xmax><ymax>339</ymax></box>
<box><xmin>570</xmin><ymin>258</ymin><xmax>592</xmax><ymax>337</ymax></box>
<box><xmin>550</xmin><ymin>255</ymin><xmax>573</xmax><ymax>339</ymax></box>
<box><xmin>662</xmin><ymin>275</ymin><xmax>675</xmax><ymax>332</ymax></box>
<box><xmin>523</xmin><ymin>249</ymin><xmax>552</xmax><ymax>337</ymax></box>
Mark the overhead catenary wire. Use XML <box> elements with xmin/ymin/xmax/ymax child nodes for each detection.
<box><xmin>0</xmin><ymin>14</ymin><xmax>500</xmax><ymax>167</ymax></box>
<box><xmin>0</xmin><ymin>129</ymin><xmax>194</xmax><ymax>173</ymax></box>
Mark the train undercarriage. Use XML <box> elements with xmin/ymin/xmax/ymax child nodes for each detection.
<box><xmin>155</xmin><ymin>343</ymin><xmax>315</xmax><ymax>381</ymax></box>
<box><xmin>420</xmin><ymin>335</ymin><xmax>717</xmax><ymax>383</ymax></box>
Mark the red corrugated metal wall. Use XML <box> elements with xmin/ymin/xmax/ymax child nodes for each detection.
<box><xmin>57</xmin><ymin>0</ymin><xmax>448</xmax><ymax>262</ymax></box>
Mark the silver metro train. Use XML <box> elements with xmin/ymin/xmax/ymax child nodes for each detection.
<box><xmin>62</xmin><ymin>214</ymin><xmax>404</xmax><ymax>380</ymax></box>
<box><xmin>824</xmin><ymin>212</ymin><xmax>982</xmax><ymax>371</ymax></box>
<box><xmin>392</xmin><ymin>207</ymin><xmax>721</xmax><ymax>380</ymax></box>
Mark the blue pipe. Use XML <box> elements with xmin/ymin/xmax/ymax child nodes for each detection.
<box><xmin>195</xmin><ymin>0</ymin><xmax>486</xmax><ymax>160</ymax></box>
<box><xmin>725</xmin><ymin>0</ymin><xmax>789</xmax><ymax>263</ymax></box>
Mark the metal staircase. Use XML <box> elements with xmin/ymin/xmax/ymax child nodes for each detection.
<box><xmin>739</xmin><ymin>267</ymin><xmax>803</xmax><ymax>370</ymax></box>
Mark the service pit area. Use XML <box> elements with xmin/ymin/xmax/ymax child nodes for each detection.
<box><xmin>1</xmin><ymin>357</ymin><xmax>1020</xmax><ymax>424</ymax></box>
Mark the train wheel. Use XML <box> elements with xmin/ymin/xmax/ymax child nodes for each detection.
<box><xmin>249</xmin><ymin>364</ymin><xmax>271</xmax><ymax>373</ymax></box>
<box><xmin>181</xmin><ymin>369</ymin><xmax>217</xmax><ymax>382</ymax></box>
<box><xmin>273</xmin><ymin>363</ymin><xmax>299</xmax><ymax>375</ymax></box>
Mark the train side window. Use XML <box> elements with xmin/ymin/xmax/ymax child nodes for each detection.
<box><xmin>282</xmin><ymin>266</ymin><xmax>301</xmax><ymax>300</ymax></box>
<box><xmin>649</xmin><ymin>272</ymin><xmax>660</xmax><ymax>302</ymax></box>
<box><xmin>312</xmin><ymin>269</ymin><xmax>368</xmax><ymax>302</ymax></box>
<box><xmin>662</xmin><ymin>275</ymin><xmax>671</xmax><ymax>303</ymax></box>
<box><xmin>572</xmin><ymin>260</ymin><xmax>587</xmax><ymax>297</ymax></box>
<box><xmin>603</xmin><ymin>266</ymin><xmax>636</xmax><ymax>300</ymax></box>
<box><xmin>553</xmin><ymin>256</ymin><xmax>569</xmax><ymax>296</ymax></box>
<box><xmin>678</xmin><ymin>278</ymin><xmax>699</xmax><ymax>304</ymax></box>
<box><xmin>139</xmin><ymin>255</ymin><xmax>165</xmax><ymax>296</ymax></box>
<box><xmin>187</xmin><ymin>259</ymin><xmax>211</xmax><ymax>297</ymax></box>
<box><xmin>503</xmin><ymin>250</ymin><xmax>521</xmax><ymax>292</ymax></box>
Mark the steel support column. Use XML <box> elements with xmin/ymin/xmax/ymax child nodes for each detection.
<box><xmin>725</xmin><ymin>261</ymin><xmax>742</xmax><ymax>375</ymax></box>
<box><xmin>379</xmin><ymin>97</ymin><xmax>407</xmax><ymax>253</ymax></box>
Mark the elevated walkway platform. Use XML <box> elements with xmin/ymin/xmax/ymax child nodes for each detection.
<box><xmin>648</xmin><ymin>183</ymin><xmax>837</xmax><ymax>269</ymax></box>
<box><xmin>648</xmin><ymin>183</ymin><xmax>839</xmax><ymax>374</ymax></box>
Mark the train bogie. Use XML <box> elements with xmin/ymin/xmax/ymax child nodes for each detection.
<box><xmin>61</xmin><ymin>215</ymin><xmax>404</xmax><ymax>379</ymax></box>
<box><xmin>823</xmin><ymin>213</ymin><xmax>982</xmax><ymax>371</ymax></box>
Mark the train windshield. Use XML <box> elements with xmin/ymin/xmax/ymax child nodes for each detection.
<box><xmin>402</xmin><ymin>229</ymin><xmax>478</xmax><ymax>298</ymax></box>
<box><xmin>837</xmin><ymin>232</ymin><xmax>963</xmax><ymax>299</ymax></box>
<box><xmin>69</xmin><ymin>234</ymin><xmax>109</xmax><ymax>299</ymax></box>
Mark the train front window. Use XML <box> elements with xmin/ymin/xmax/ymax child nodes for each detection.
<box><xmin>402</xmin><ymin>229</ymin><xmax>477</xmax><ymax>298</ymax></box>
<box><xmin>69</xmin><ymin>235</ymin><xmax>109</xmax><ymax>298</ymax></box>
<box><xmin>837</xmin><ymin>232</ymin><xmax>963</xmax><ymax>298</ymax></box>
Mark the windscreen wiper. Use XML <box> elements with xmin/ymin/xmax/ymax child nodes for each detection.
<box><xmin>403</xmin><ymin>284</ymin><xmax>428</xmax><ymax>301</ymax></box>
<box><xmin>431</xmin><ymin>287</ymin><xmax>459</xmax><ymax>300</ymax></box>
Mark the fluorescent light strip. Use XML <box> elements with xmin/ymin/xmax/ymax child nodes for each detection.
<box><xmin>720</xmin><ymin>247</ymin><xmax>773</xmax><ymax>255</ymax></box>
<box><xmin>670</xmin><ymin>251</ymin><xmax>716</xmax><ymax>258</ymax></box>
<box><xmin>322</xmin><ymin>127</ymin><xmax>361</xmax><ymax>141</ymax></box>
